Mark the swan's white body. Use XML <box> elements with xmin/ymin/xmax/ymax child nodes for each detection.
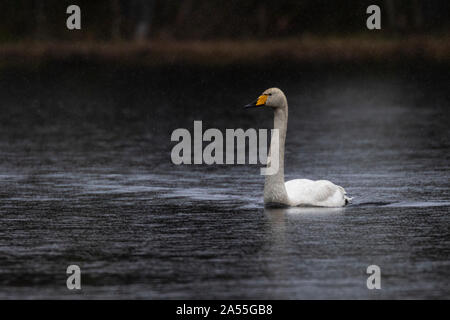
<box><xmin>285</xmin><ymin>179</ymin><xmax>350</xmax><ymax>207</ymax></box>
<box><xmin>250</xmin><ymin>88</ymin><xmax>352</xmax><ymax>207</ymax></box>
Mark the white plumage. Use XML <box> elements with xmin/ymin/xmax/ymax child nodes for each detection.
<box><xmin>285</xmin><ymin>179</ymin><xmax>350</xmax><ymax>207</ymax></box>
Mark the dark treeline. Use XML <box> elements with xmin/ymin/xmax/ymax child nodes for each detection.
<box><xmin>0</xmin><ymin>0</ymin><xmax>449</xmax><ymax>42</ymax></box>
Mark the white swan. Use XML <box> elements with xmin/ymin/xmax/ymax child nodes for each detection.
<box><xmin>245</xmin><ymin>88</ymin><xmax>352</xmax><ymax>207</ymax></box>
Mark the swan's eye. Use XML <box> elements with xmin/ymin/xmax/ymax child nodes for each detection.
<box><xmin>267</xmin><ymin>93</ymin><xmax>272</xmax><ymax>96</ymax></box>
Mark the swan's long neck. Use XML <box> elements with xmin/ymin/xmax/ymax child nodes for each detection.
<box><xmin>264</xmin><ymin>103</ymin><xmax>290</xmax><ymax>205</ymax></box>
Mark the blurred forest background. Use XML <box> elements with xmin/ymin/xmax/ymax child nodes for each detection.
<box><xmin>0</xmin><ymin>0</ymin><xmax>449</xmax><ymax>65</ymax></box>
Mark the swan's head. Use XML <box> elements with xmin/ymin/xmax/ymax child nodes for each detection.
<box><xmin>244</xmin><ymin>88</ymin><xmax>287</xmax><ymax>110</ymax></box>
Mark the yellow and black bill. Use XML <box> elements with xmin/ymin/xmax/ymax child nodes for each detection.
<box><xmin>244</xmin><ymin>94</ymin><xmax>268</xmax><ymax>108</ymax></box>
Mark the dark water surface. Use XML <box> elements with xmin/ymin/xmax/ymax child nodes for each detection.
<box><xmin>0</xmin><ymin>64</ymin><xmax>448</xmax><ymax>299</ymax></box>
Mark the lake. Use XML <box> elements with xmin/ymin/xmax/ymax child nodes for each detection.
<box><xmin>0</xmin><ymin>63</ymin><xmax>448</xmax><ymax>299</ymax></box>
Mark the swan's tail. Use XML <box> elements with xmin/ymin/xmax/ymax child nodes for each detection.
<box><xmin>339</xmin><ymin>186</ymin><xmax>353</xmax><ymax>205</ymax></box>
<box><xmin>344</xmin><ymin>195</ymin><xmax>353</xmax><ymax>205</ymax></box>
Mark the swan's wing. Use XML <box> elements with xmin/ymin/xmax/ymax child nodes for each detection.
<box><xmin>285</xmin><ymin>179</ymin><xmax>350</xmax><ymax>207</ymax></box>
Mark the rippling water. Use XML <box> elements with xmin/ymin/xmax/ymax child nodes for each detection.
<box><xmin>0</xmin><ymin>64</ymin><xmax>448</xmax><ymax>299</ymax></box>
